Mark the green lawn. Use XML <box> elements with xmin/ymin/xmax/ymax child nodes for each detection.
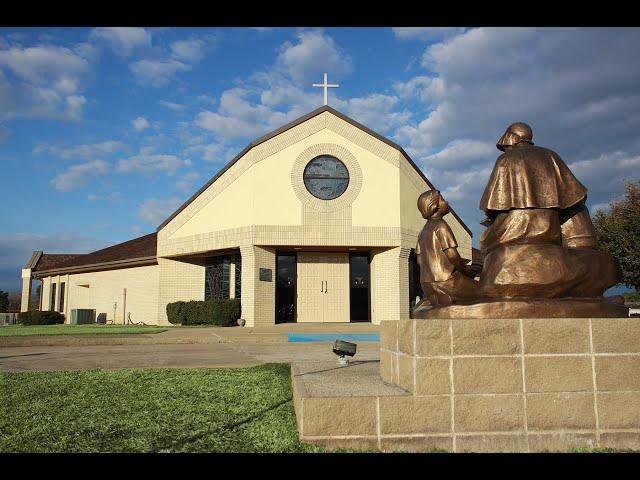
<box><xmin>0</xmin><ymin>325</ymin><xmax>167</xmax><ymax>336</ymax></box>
<box><xmin>0</xmin><ymin>364</ymin><xmax>323</xmax><ymax>453</ymax></box>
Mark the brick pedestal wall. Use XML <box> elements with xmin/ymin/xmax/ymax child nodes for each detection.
<box><xmin>377</xmin><ymin>318</ymin><xmax>640</xmax><ymax>452</ymax></box>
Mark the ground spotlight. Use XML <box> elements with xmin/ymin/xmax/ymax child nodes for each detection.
<box><xmin>333</xmin><ymin>339</ymin><xmax>357</xmax><ymax>365</ymax></box>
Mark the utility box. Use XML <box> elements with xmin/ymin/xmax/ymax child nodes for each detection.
<box><xmin>70</xmin><ymin>309</ymin><xmax>96</xmax><ymax>325</ymax></box>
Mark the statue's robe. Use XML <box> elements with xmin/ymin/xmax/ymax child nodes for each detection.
<box><xmin>477</xmin><ymin>144</ymin><xmax>619</xmax><ymax>298</ymax></box>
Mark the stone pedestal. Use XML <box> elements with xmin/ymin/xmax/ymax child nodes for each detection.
<box><xmin>414</xmin><ymin>298</ymin><xmax>629</xmax><ymax>319</ymax></box>
<box><xmin>378</xmin><ymin>317</ymin><xmax>640</xmax><ymax>452</ymax></box>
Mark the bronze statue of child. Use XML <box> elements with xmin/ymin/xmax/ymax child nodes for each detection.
<box><xmin>415</xmin><ymin>190</ymin><xmax>479</xmax><ymax>308</ymax></box>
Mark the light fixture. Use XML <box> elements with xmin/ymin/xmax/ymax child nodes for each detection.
<box><xmin>333</xmin><ymin>339</ymin><xmax>357</xmax><ymax>365</ymax></box>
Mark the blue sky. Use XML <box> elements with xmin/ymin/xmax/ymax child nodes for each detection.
<box><xmin>1</xmin><ymin>27</ymin><xmax>639</xmax><ymax>292</ymax></box>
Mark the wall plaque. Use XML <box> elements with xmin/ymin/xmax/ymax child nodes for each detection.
<box><xmin>259</xmin><ymin>268</ymin><xmax>272</xmax><ymax>282</ymax></box>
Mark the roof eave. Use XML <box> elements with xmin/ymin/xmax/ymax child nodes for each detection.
<box><xmin>33</xmin><ymin>256</ymin><xmax>157</xmax><ymax>277</ymax></box>
<box><xmin>24</xmin><ymin>251</ymin><xmax>43</xmax><ymax>270</ymax></box>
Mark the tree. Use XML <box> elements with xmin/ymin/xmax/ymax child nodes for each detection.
<box><xmin>593</xmin><ymin>181</ymin><xmax>640</xmax><ymax>292</ymax></box>
<box><xmin>0</xmin><ymin>290</ymin><xmax>8</xmax><ymax>313</ymax></box>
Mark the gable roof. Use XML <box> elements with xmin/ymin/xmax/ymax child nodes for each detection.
<box><xmin>157</xmin><ymin>105</ymin><xmax>472</xmax><ymax>236</ymax></box>
<box><xmin>32</xmin><ymin>232</ymin><xmax>157</xmax><ymax>276</ymax></box>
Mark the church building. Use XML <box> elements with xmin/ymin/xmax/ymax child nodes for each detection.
<box><xmin>21</xmin><ymin>105</ymin><xmax>473</xmax><ymax>326</ymax></box>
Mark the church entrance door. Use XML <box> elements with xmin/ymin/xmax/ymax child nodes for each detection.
<box><xmin>296</xmin><ymin>252</ymin><xmax>350</xmax><ymax>323</ymax></box>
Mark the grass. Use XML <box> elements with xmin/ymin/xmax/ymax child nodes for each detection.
<box><xmin>0</xmin><ymin>364</ymin><xmax>324</xmax><ymax>453</ymax></box>
<box><xmin>0</xmin><ymin>325</ymin><xmax>167</xmax><ymax>337</ymax></box>
<box><xmin>5</xmin><ymin>364</ymin><xmax>631</xmax><ymax>453</ymax></box>
<box><xmin>570</xmin><ymin>446</ymin><xmax>637</xmax><ymax>453</ymax></box>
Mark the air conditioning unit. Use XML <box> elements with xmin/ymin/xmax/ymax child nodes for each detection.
<box><xmin>70</xmin><ymin>309</ymin><xmax>96</xmax><ymax>325</ymax></box>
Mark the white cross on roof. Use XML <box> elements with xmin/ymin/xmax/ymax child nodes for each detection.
<box><xmin>312</xmin><ymin>73</ymin><xmax>339</xmax><ymax>106</ymax></box>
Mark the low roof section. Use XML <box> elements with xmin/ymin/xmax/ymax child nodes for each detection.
<box><xmin>29</xmin><ymin>232</ymin><xmax>157</xmax><ymax>277</ymax></box>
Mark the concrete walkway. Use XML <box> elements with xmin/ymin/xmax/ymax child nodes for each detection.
<box><xmin>0</xmin><ymin>323</ymin><xmax>380</xmax><ymax>347</ymax></box>
<box><xmin>0</xmin><ymin>338</ymin><xmax>380</xmax><ymax>373</ymax></box>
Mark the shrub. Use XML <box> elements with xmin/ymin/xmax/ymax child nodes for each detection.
<box><xmin>18</xmin><ymin>310</ymin><xmax>65</xmax><ymax>326</ymax></box>
<box><xmin>624</xmin><ymin>291</ymin><xmax>640</xmax><ymax>302</ymax></box>
<box><xmin>166</xmin><ymin>299</ymin><xmax>241</xmax><ymax>326</ymax></box>
<box><xmin>166</xmin><ymin>301</ymin><xmax>186</xmax><ymax>325</ymax></box>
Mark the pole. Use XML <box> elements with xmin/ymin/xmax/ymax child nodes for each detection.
<box><xmin>123</xmin><ymin>288</ymin><xmax>127</xmax><ymax>325</ymax></box>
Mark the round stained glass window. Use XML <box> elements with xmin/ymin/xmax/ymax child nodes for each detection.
<box><xmin>303</xmin><ymin>155</ymin><xmax>350</xmax><ymax>200</ymax></box>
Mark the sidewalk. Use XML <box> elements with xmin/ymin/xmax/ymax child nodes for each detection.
<box><xmin>0</xmin><ymin>323</ymin><xmax>380</xmax><ymax>347</ymax></box>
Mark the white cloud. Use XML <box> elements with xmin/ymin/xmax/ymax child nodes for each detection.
<box><xmin>392</xmin><ymin>75</ymin><xmax>431</xmax><ymax>100</ymax></box>
<box><xmin>175</xmin><ymin>171</ymin><xmax>201</xmax><ymax>192</ymax></box>
<box><xmin>392</xmin><ymin>27</ymin><xmax>640</xmax><ymax>242</ymax></box>
<box><xmin>568</xmin><ymin>151</ymin><xmax>640</xmax><ymax>208</ymax></box>
<box><xmin>99</xmin><ymin>32</ymin><xmax>215</xmax><ymax>88</ymax></box>
<box><xmin>159</xmin><ymin>100</ymin><xmax>186</xmax><ymax>111</ymax></box>
<box><xmin>276</xmin><ymin>30</ymin><xmax>353</xmax><ymax>82</ymax></box>
<box><xmin>35</xmin><ymin>140</ymin><xmax>127</xmax><ymax>159</ymax></box>
<box><xmin>88</xmin><ymin>192</ymin><xmax>120</xmax><ymax>201</ymax></box>
<box><xmin>197</xmin><ymin>94</ymin><xmax>216</xmax><ymax>105</ymax></box>
<box><xmin>51</xmin><ymin>159</ymin><xmax>111</xmax><ymax>191</ymax></box>
<box><xmin>183</xmin><ymin>141</ymin><xmax>239</xmax><ymax>163</ymax></box>
<box><xmin>137</xmin><ymin>197</ymin><xmax>183</xmax><ymax>225</ymax></box>
<box><xmin>132</xmin><ymin>116</ymin><xmax>150</xmax><ymax>132</ymax></box>
<box><xmin>195</xmin><ymin>87</ymin><xmax>294</xmax><ymax>140</ymax></box>
<box><xmin>0</xmin><ymin>44</ymin><xmax>92</xmax><ymax>121</ymax></box>
<box><xmin>341</xmin><ymin>93</ymin><xmax>412</xmax><ymax>134</ymax></box>
<box><xmin>116</xmin><ymin>152</ymin><xmax>191</xmax><ymax>175</ymax></box>
<box><xmin>0</xmin><ymin>45</ymin><xmax>90</xmax><ymax>83</ymax></box>
<box><xmin>130</xmin><ymin>58</ymin><xmax>191</xmax><ymax>87</ymax></box>
<box><xmin>170</xmin><ymin>37</ymin><xmax>211</xmax><ymax>63</ymax></box>
<box><xmin>392</xmin><ymin>27</ymin><xmax>465</xmax><ymax>42</ymax></box>
<box><xmin>423</xmin><ymin>139</ymin><xmax>495</xmax><ymax>170</ymax></box>
<box><xmin>89</xmin><ymin>27</ymin><xmax>152</xmax><ymax>57</ymax></box>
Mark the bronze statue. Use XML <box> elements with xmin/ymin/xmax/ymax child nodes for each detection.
<box><xmin>414</xmin><ymin>122</ymin><xmax>628</xmax><ymax>319</ymax></box>
<box><xmin>415</xmin><ymin>190</ymin><xmax>479</xmax><ymax>309</ymax></box>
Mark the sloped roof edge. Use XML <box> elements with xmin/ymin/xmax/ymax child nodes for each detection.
<box><xmin>157</xmin><ymin>105</ymin><xmax>472</xmax><ymax>237</ymax></box>
<box><xmin>33</xmin><ymin>232</ymin><xmax>157</xmax><ymax>275</ymax></box>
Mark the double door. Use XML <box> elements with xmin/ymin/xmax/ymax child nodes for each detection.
<box><xmin>296</xmin><ymin>252</ymin><xmax>350</xmax><ymax>323</ymax></box>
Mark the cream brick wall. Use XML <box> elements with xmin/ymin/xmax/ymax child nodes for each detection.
<box><xmin>240</xmin><ymin>245</ymin><xmax>276</xmax><ymax>328</ymax></box>
<box><xmin>370</xmin><ymin>247</ymin><xmax>411</xmax><ymax>324</ymax></box>
<box><xmin>158</xmin><ymin>111</ymin><xmax>472</xmax><ymax>258</ymax></box>
<box><xmin>157</xmin><ymin>257</ymin><xmax>205</xmax><ymax>325</ymax></box>
<box><xmin>61</xmin><ymin>265</ymin><xmax>160</xmax><ymax>324</ymax></box>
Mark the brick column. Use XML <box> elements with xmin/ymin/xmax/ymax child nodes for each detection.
<box><xmin>370</xmin><ymin>247</ymin><xmax>411</xmax><ymax>324</ymax></box>
<box><xmin>53</xmin><ymin>275</ymin><xmax>61</xmax><ymax>312</ymax></box>
<box><xmin>20</xmin><ymin>268</ymin><xmax>32</xmax><ymax>312</ymax></box>
<box><xmin>229</xmin><ymin>258</ymin><xmax>236</xmax><ymax>299</ymax></box>
<box><xmin>41</xmin><ymin>277</ymin><xmax>52</xmax><ymax>311</ymax></box>
<box><xmin>240</xmin><ymin>245</ymin><xmax>276</xmax><ymax>327</ymax></box>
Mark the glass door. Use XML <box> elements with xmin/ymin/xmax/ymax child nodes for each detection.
<box><xmin>275</xmin><ymin>253</ymin><xmax>297</xmax><ymax>323</ymax></box>
<box><xmin>349</xmin><ymin>252</ymin><xmax>370</xmax><ymax>322</ymax></box>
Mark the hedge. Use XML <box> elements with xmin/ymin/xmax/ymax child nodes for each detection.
<box><xmin>18</xmin><ymin>310</ymin><xmax>65</xmax><ymax>326</ymax></box>
<box><xmin>166</xmin><ymin>299</ymin><xmax>241</xmax><ymax>326</ymax></box>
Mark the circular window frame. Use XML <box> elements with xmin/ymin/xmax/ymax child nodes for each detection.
<box><xmin>292</xmin><ymin>143</ymin><xmax>362</xmax><ymax>212</ymax></box>
<box><xmin>302</xmin><ymin>155</ymin><xmax>351</xmax><ymax>201</ymax></box>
